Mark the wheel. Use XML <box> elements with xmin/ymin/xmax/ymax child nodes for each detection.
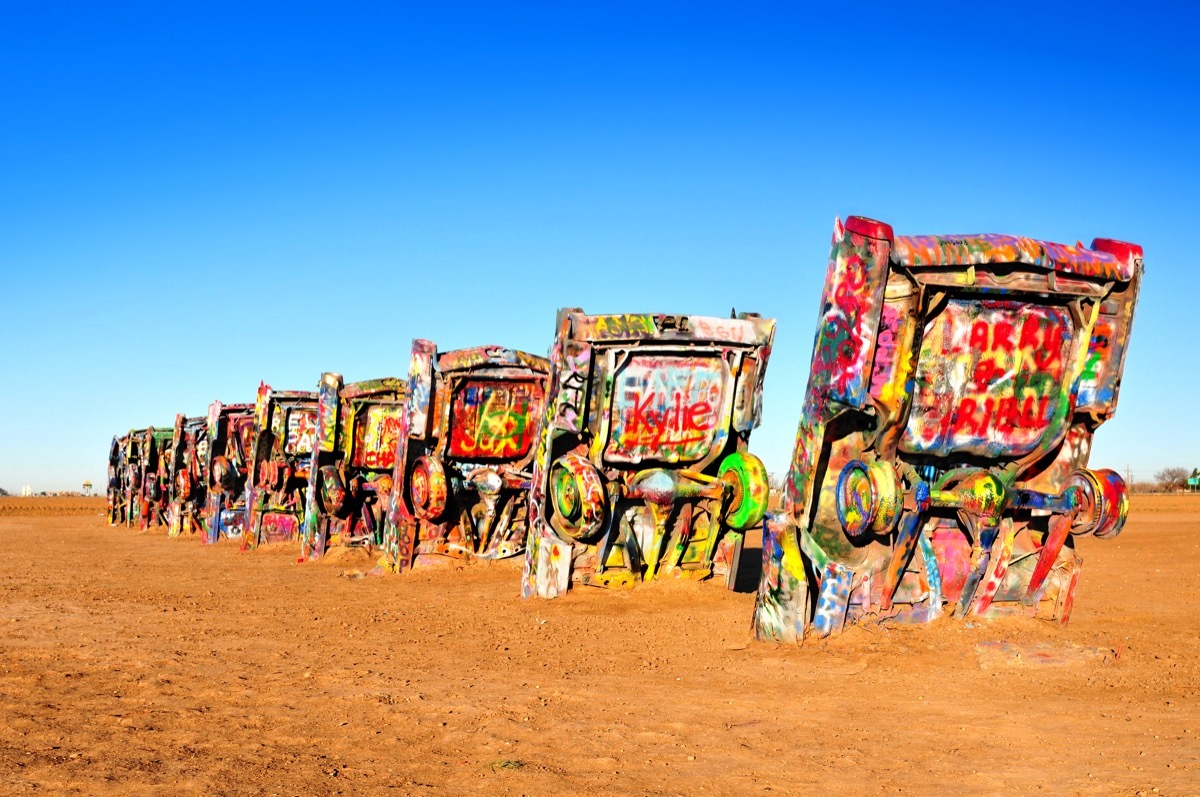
<box><xmin>548</xmin><ymin>453</ymin><xmax>607</xmax><ymax>542</ymax></box>
<box><xmin>718</xmin><ymin>452</ymin><xmax>770</xmax><ymax>530</ymax></box>
<box><xmin>835</xmin><ymin>459</ymin><xmax>902</xmax><ymax>538</ymax></box>
<box><xmin>211</xmin><ymin>456</ymin><xmax>236</xmax><ymax>493</ymax></box>
<box><xmin>1067</xmin><ymin>468</ymin><xmax>1128</xmax><ymax>539</ymax></box>
<box><xmin>409</xmin><ymin>456</ymin><xmax>448</xmax><ymax>521</ymax></box>
<box><xmin>175</xmin><ymin>469</ymin><xmax>192</xmax><ymax>501</ymax></box>
<box><xmin>317</xmin><ymin>465</ymin><xmax>347</xmax><ymax>516</ymax></box>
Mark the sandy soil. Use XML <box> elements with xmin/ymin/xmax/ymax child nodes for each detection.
<box><xmin>0</xmin><ymin>496</ymin><xmax>109</xmax><ymax>517</ymax></box>
<box><xmin>1</xmin><ymin>495</ymin><xmax>1198</xmax><ymax>796</ymax></box>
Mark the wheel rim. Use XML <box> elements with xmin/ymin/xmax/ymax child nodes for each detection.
<box><xmin>548</xmin><ymin>453</ymin><xmax>606</xmax><ymax>541</ymax></box>
<box><xmin>718</xmin><ymin>452</ymin><xmax>769</xmax><ymax>531</ymax></box>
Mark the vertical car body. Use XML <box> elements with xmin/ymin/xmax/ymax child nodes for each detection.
<box><xmin>753</xmin><ymin>216</ymin><xmax>1143</xmax><ymax>642</ymax></box>
<box><xmin>243</xmin><ymin>383</ymin><xmax>319</xmax><ymax>550</ymax></box>
<box><xmin>107</xmin><ymin>432</ymin><xmax>140</xmax><ymax>526</ymax></box>
<box><xmin>202</xmin><ymin>401</ymin><xmax>256</xmax><ymax>543</ymax></box>
<box><xmin>166</xmin><ymin>414</ymin><xmax>209</xmax><ymax>537</ymax></box>
<box><xmin>300</xmin><ymin>374</ymin><xmax>405</xmax><ymax>560</ymax></box>
<box><xmin>134</xmin><ymin>427</ymin><xmax>175</xmax><ymax>529</ymax></box>
<box><xmin>523</xmin><ymin>309</ymin><xmax>776</xmax><ymax>598</ymax></box>
<box><xmin>382</xmin><ymin>341</ymin><xmax>551</xmax><ymax>571</ymax></box>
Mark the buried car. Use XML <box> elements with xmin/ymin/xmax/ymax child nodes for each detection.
<box><xmin>107</xmin><ymin>432</ymin><xmax>142</xmax><ymax>526</ymax></box>
<box><xmin>202</xmin><ymin>401</ymin><xmax>256</xmax><ymax>543</ymax></box>
<box><xmin>166</xmin><ymin>414</ymin><xmax>209</xmax><ymax>537</ymax></box>
<box><xmin>300</xmin><ymin>373</ymin><xmax>405</xmax><ymax>560</ymax></box>
<box><xmin>135</xmin><ymin>426</ymin><xmax>175</xmax><ymax>530</ymax></box>
<box><xmin>382</xmin><ymin>341</ymin><xmax>551</xmax><ymax>572</ymax></box>
<box><xmin>523</xmin><ymin>309</ymin><xmax>776</xmax><ymax>598</ymax></box>
<box><xmin>753</xmin><ymin>216</ymin><xmax>1143</xmax><ymax>642</ymax></box>
<box><xmin>243</xmin><ymin>383</ymin><xmax>318</xmax><ymax>550</ymax></box>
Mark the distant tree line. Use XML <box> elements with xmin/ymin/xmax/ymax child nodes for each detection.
<box><xmin>1139</xmin><ymin>467</ymin><xmax>1199</xmax><ymax>493</ymax></box>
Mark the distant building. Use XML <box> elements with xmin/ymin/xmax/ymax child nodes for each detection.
<box><xmin>83</xmin><ymin>481</ymin><xmax>93</xmax><ymax>497</ymax></box>
<box><xmin>20</xmin><ymin>485</ymin><xmax>32</xmax><ymax>497</ymax></box>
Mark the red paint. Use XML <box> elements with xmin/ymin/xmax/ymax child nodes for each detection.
<box><xmin>844</xmin><ymin>215</ymin><xmax>894</xmax><ymax>242</ymax></box>
<box><xmin>1090</xmin><ymin>238</ymin><xmax>1143</xmax><ymax>264</ymax></box>
<box><xmin>447</xmin><ymin>380</ymin><xmax>543</xmax><ymax>460</ymax></box>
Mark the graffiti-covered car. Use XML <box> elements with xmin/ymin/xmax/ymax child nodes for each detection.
<box><xmin>753</xmin><ymin>216</ymin><xmax>1143</xmax><ymax>642</ymax></box>
<box><xmin>202</xmin><ymin>401</ymin><xmax>256</xmax><ymax>543</ymax></box>
<box><xmin>243</xmin><ymin>382</ymin><xmax>318</xmax><ymax>550</ymax></box>
<box><xmin>523</xmin><ymin>310</ymin><xmax>776</xmax><ymax>598</ymax></box>
<box><xmin>107</xmin><ymin>432</ymin><xmax>140</xmax><ymax>526</ymax></box>
<box><xmin>300</xmin><ymin>374</ymin><xmax>405</xmax><ymax>560</ymax></box>
<box><xmin>383</xmin><ymin>341</ymin><xmax>550</xmax><ymax>571</ymax></box>
<box><xmin>167</xmin><ymin>414</ymin><xmax>209</xmax><ymax>537</ymax></box>
<box><xmin>134</xmin><ymin>426</ymin><xmax>175</xmax><ymax>530</ymax></box>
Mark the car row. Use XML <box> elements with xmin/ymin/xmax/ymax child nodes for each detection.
<box><xmin>107</xmin><ymin>215</ymin><xmax>1144</xmax><ymax>641</ymax></box>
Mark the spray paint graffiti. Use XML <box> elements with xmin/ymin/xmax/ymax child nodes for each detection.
<box><xmin>166</xmin><ymin>414</ymin><xmax>209</xmax><ymax>537</ymax></box>
<box><xmin>447</xmin><ymin>380</ymin><xmax>543</xmax><ymax>460</ymax></box>
<box><xmin>244</xmin><ymin>386</ymin><xmax>319</xmax><ymax>551</ymax></box>
<box><xmin>352</xmin><ymin>405</ymin><xmax>405</xmax><ymax>470</ymax></box>
<box><xmin>200</xmin><ymin>401</ymin><xmax>256</xmax><ymax>544</ymax></box>
<box><xmin>300</xmin><ymin>374</ymin><xmax>406</xmax><ymax>560</ymax></box>
<box><xmin>285</xmin><ymin>408</ymin><xmax>317</xmax><ymax>455</ymax></box>
<box><xmin>607</xmin><ymin>356</ymin><xmax>727</xmax><ymax>463</ymax></box>
<box><xmin>902</xmin><ymin>301</ymin><xmax>1073</xmax><ymax>458</ymax></box>
<box><xmin>753</xmin><ymin>215</ymin><xmax>1144</xmax><ymax>643</ymax></box>
<box><xmin>523</xmin><ymin>309</ymin><xmax>776</xmax><ymax>598</ymax></box>
<box><xmin>382</xmin><ymin>342</ymin><xmax>550</xmax><ymax>571</ymax></box>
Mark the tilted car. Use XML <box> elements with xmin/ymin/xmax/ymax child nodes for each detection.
<box><xmin>243</xmin><ymin>382</ymin><xmax>319</xmax><ymax>550</ymax></box>
<box><xmin>167</xmin><ymin>414</ymin><xmax>208</xmax><ymax>537</ymax></box>
<box><xmin>300</xmin><ymin>374</ymin><xmax>405</xmax><ymax>560</ymax></box>
<box><xmin>753</xmin><ymin>216</ymin><xmax>1143</xmax><ymax>642</ymax></box>
<box><xmin>382</xmin><ymin>341</ymin><xmax>551</xmax><ymax>571</ymax></box>
<box><xmin>523</xmin><ymin>309</ymin><xmax>776</xmax><ymax>597</ymax></box>
<box><xmin>202</xmin><ymin>401</ymin><xmax>256</xmax><ymax>543</ymax></box>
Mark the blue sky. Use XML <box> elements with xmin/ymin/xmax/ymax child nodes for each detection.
<box><xmin>1</xmin><ymin>1</ymin><xmax>1196</xmax><ymax>491</ymax></box>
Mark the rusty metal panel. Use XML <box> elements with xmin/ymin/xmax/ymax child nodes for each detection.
<box><xmin>754</xmin><ymin>215</ymin><xmax>1143</xmax><ymax>644</ymax></box>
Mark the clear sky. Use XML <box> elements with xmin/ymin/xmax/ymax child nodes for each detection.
<box><xmin>1</xmin><ymin>1</ymin><xmax>1196</xmax><ymax>492</ymax></box>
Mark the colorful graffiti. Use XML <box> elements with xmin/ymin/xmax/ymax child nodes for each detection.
<box><xmin>382</xmin><ymin>341</ymin><xmax>551</xmax><ymax>572</ymax></box>
<box><xmin>201</xmin><ymin>402</ymin><xmax>256</xmax><ymax>544</ymax></box>
<box><xmin>352</xmin><ymin>405</ymin><xmax>404</xmax><ymax>470</ymax></box>
<box><xmin>104</xmin><ymin>214</ymin><xmax>1142</xmax><ymax>657</ymax></box>
<box><xmin>301</xmin><ymin>373</ymin><xmax>405</xmax><ymax>560</ymax></box>
<box><xmin>753</xmin><ymin>215</ymin><xmax>1143</xmax><ymax>643</ymax></box>
<box><xmin>243</xmin><ymin>387</ymin><xmax>319</xmax><ymax>551</ymax></box>
<box><xmin>523</xmin><ymin>309</ymin><xmax>776</xmax><ymax>598</ymax></box>
<box><xmin>448</xmin><ymin>380</ymin><xmax>544</xmax><ymax>460</ymax></box>
<box><xmin>607</xmin><ymin>356</ymin><xmax>727</xmax><ymax>463</ymax></box>
<box><xmin>285</xmin><ymin>409</ymin><xmax>317</xmax><ymax>455</ymax></box>
<box><xmin>902</xmin><ymin>301</ymin><xmax>1073</xmax><ymax>458</ymax></box>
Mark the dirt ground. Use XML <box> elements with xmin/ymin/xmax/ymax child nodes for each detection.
<box><xmin>1</xmin><ymin>495</ymin><xmax>1198</xmax><ymax>796</ymax></box>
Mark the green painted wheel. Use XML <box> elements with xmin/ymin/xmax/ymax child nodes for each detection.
<box><xmin>548</xmin><ymin>453</ymin><xmax>607</xmax><ymax>541</ymax></box>
<box><xmin>719</xmin><ymin>452</ymin><xmax>769</xmax><ymax>530</ymax></box>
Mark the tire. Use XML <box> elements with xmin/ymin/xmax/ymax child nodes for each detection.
<box><xmin>409</xmin><ymin>456</ymin><xmax>449</xmax><ymax>521</ymax></box>
<box><xmin>548</xmin><ymin>453</ymin><xmax>607</xmax><ymax>542</ymax></box>
<box><xmin>718</xmin><ymin>452</ymin><xmax>770</xmax><ymax>531</ymax></box>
